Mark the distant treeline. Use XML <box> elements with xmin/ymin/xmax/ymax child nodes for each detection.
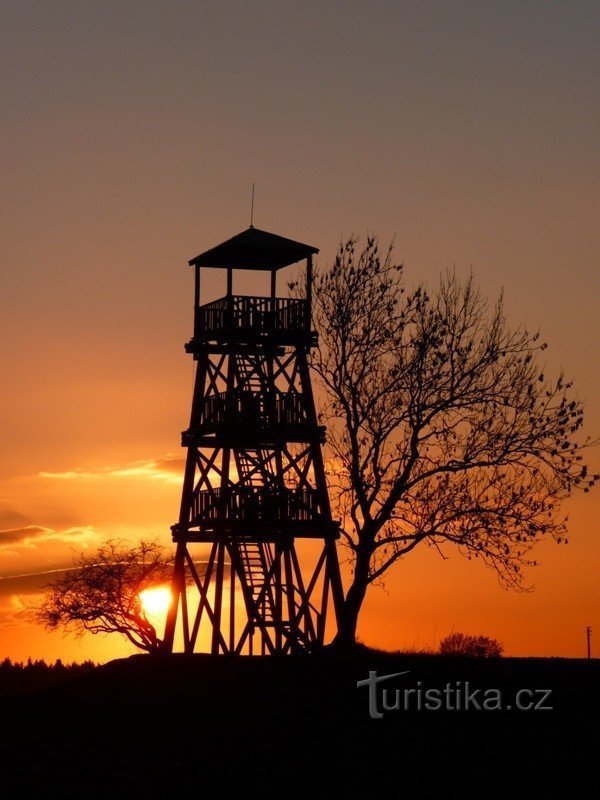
<box><xmin>0</xmin><ymin>657</ymin><xmax>96</xmax><ymax>673</ymax></box>
<box><xmin>0</xmin><ymin>657</ymin><xmax>96</xmax><ymax>697</ymax></box>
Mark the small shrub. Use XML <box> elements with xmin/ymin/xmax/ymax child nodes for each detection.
<box><xmin>439</xmin><ymin>632</ymin><xmax>503</xmax><ymax>657</ymax></box>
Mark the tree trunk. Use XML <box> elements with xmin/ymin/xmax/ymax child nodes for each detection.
<box><xmin>333</xmin><ymin>547</ymin><xmax>370</xmax><ymax>648</ymax></box>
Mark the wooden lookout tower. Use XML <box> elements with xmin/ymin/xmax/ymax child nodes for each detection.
<box><xmin>163</xmin><ymin>227</ymin><xmax>344</xmax><ymax>654</ymax></box>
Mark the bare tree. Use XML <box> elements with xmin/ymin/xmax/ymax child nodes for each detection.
<box><xmin>310</xmin><ymin>237</ymin><xmax>597</xmax><ymax>646</ymax></box>
<box><xmin>36</xmin><ymin>540</ymin><xmax>172</xmax><ymax>653</ymax></box>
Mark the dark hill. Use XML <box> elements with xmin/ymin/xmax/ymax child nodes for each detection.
<box><xmin>1</xmin><ymin>649</ymin><xmax>597</xmax><ymax>798</ymax></box>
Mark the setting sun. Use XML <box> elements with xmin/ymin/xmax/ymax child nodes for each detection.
<box><xmin>139</xmin><ymin>586</ymin><xmax>172</xmax><ymax>617</ymax></box>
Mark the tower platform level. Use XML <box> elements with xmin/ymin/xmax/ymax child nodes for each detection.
<box><xmin>163</xmin><ymin>227</ymin><xmax>343</xmax><ymax>655</ymax></box>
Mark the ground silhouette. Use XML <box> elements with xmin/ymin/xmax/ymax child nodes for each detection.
<box><xmin>1</xmin><ymin>647</ymin><xmax>597</xmax><ymax>797</ymax></box>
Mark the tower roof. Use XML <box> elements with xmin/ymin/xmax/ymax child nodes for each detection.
<box><xmin>188</xmin><ymin>226</ymin><xmax>318</xmax><ymax>271</ymax></box>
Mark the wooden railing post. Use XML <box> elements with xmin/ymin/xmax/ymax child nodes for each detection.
<box><xmin>194</xmin><ymin>264</ymin><xmax>201</xmax><ymax>339</ymax></box>
<box><xmin>305</xmin><ymin>254</ymin><xmax>313</xmax><ymax>334</ymax></box>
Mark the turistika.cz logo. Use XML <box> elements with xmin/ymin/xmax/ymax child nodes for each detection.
<box><xmin>357</xmin><ymin>671</ymin><xmax>553</xmax><ymax>719</ymax></box>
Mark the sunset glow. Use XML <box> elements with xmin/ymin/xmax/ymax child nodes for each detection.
<box><xmin>139</xmin><ymin>587</ymin><xmax>172</xmax><ymax>618</ymax></box>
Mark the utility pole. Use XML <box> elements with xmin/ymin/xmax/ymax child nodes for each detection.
<box><xmin>585</xmin><ymin>626</ymin><xmax>592</xmax><ymax>659</ymax></box>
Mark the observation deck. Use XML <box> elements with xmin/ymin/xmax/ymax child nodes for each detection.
<box><xmin>171</xmin><ymin>486</ymin><xmax>338</xmax><ymax>541</ymax></box>
<box><xmin>182</xmin><ymin>390</ymin><xmax>326</xmax><ymax>446</ymax></box>
<box><xmin>186</xmin><ymin>295</ymin><xmax>316</xmax><ymax>350</ymax></box>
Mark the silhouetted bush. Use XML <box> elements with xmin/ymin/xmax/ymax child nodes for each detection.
<box><xmin>439</xmin><ymin>632</ymin><xmax>503</xmax><ymax>657</ymax></box>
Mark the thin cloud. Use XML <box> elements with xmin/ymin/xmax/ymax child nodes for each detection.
<box><xmin>39</xmin><ymin>455</ymin><xmax>185</xmax><ymax>485</ymax></box>
<box><xmin>0</xmin><ymin>526</ymin><xmax>50</xmax><ymax>545</ymax></box>
<box><xmin>0</xmin><ymin>568</ymin><xmax>75</xmax><ymax>628</ymax></box>
<box><xmin>0</xmin><ymin>561</ymin><xmax>217</xmax><ymax>599</ymax></box>
<box><xmin>0</xmin><ymin>567</ymin><xmax>72</xmax><ymax>596</ymax></box>
<box><xmin>0</xmin><ymin>501</ymin><xmax>34</xmax><ymax>530</ymax></box>
<box><xmin>0</xmin><ymin>525</ymin><xmax>97</xmax><ymax>552</ymax></box>
<box><xmin>38</xmin><ymin>471</ymin><xmax>97</xmax><ymax>480</ymax></box>
<box><xmin>0</xmin><ymin>595</ymin><xmax>32</xmax><ymax>628</ymax></box>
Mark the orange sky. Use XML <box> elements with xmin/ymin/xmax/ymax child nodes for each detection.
<box><xmin>1</xmin><ymin>2</ymin><xmax>598</xmax><ymax>661</ymax></box>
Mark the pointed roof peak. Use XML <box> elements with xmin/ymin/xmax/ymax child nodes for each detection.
<box><xmin>189</xmin><ymin>226</ymin><xmax>318</xmax><ymax>271</ymax></box>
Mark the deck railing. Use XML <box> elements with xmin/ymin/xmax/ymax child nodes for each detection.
<box><xmin>191</xmin><ymin>486</ymin><xmax>320</xmax><ymax>524</ymax></box>
<box><xmin>198</xmin><ymin>391</ymin><xmax>307</xmax><ymax>428</ymax></box>
<box><xmin>195</xmin><ymin>295</ymin><xmax>308</xmax><ymax>337</ymax></box>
